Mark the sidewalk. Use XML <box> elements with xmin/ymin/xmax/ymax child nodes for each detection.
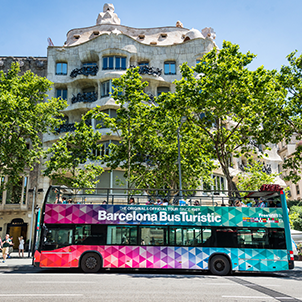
<box><xmin>0</xmin><ymin>252</ymin><xmax>33</xmax><ymax>269</ymax></box>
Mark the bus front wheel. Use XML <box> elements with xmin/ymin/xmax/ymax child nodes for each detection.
<box><xmin>81</xmin><ymin>253</ymin><xmax>102</xmax><ymax>273</ymax></box>
<box><xmin>209</xmin><ymin>255</ymin><xmax>231</xmax><ymax>276</ymax></box>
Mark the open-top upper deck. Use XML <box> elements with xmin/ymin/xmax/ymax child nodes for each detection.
<box><xmin>43</xmin><ymin>186</ymin><xmax>286</xmax><ymax>229</ymax></box>
<box><xmin>45</xmin><ymin>186</ymin><xmax>283</xmax><ymax>207</ymax></box>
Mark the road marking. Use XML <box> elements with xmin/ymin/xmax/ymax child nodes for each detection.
<box><xmin>223</xmin><ymin>296</ymin><xmax>298</xmax><ymax>300</ymax></box>
<box><xmin>26</xmin><ymin>281</ymin><xmax>95</xmax><ymax>284</ymax></box>
<box><xmin>274</xmin><ymin>299</ymin><xmax>298</xmax><ymax>300</ymax></box>
<box><xmin>243</xmin><ymin>284</ymin><xmax>280</xmax><ymax>287</ymax></box>
<box><xmin>222</xmin><ymin>296</ymin><xmax>274</xmax><ymax>299</ymax></box>
<box><xmin>228</xmin><ymin>277</ymin><xmax>302</xmax><ymax>302</ymax></box>
<box><xmin>1</xmin><ymin>294</ymin><xmax>83</xmax><ymax>297</ymax></box>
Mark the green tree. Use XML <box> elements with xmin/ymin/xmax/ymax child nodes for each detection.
<box><xmin>236</xmin><ymin>158</ymin><xmax>279</xmax><ymax>191</ymax></box>
<box><xmin>88</xmin><ymin>67</ymin><xmax>214</xmax><ymax>195</ymax></box>
<box><xmin>289</xmin><ymin>206</ymin><xmax>302</xmax><ymax>231</ymax></box>
<box><xmin>0</xmin><ymin>62</ymin><xmax>67</xmax><ymax>186</ymax></box>
<box><xmin>43</xmin><ymin>119</ymin><xmax>103</xmax><ymax>188</ymax></box>
<box><xmin>163</xmin><ymin>41</ymin><xmax>287</xmax><ymax>194</ymax></box>
<box><xmin>279</xmin><ymin>51</ymin><xmax>302</xmax><ymax>183</ymax></box>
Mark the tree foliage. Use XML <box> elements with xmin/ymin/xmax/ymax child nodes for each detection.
<box><xmin>162</xmin><ymin>41</ymin><xmax>287</xmax><ymax>193</ymax></box>
<box><xmin>279</xmin><ymin>51</ymin><xmax>302</xmax><ymax>183</ymax></box>
<box><xmin>87</xmin><ymin>67</ymin><xmax>215</xmax><ymax>194</ymax></box>
<box><xmin>236</xmin><ymin>158</ymin><xmax>279</xmax><ymax>191</ymax></box>
<box><xmin>289</xmin><ymin>206</ymin><xmax>302</xmax><ymax>231</ymax></box>
<box><xmin>43</xmin><ymin>120</ymin><xmax>103</xmax><ymax>188</ymax></box>
<box><xmin>0</xmin><ymin>63</ymin><xmax>67</xmax><ymax>186</ymax></box>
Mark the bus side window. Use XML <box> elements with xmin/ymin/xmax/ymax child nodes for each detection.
<box><xmin>169</xmin><ymin>228</ymin><xmax>177</xmax><ymax>245</ymax></box>
<box><xmin>107</xmin><ymin>226</ymin><xmax>138</xmax><ymax>245</ymax></box>
<box><xmin>140</xmin><ymin>226</ymin><xmax>167</xmax><ymax>246</ymax></box>
<box><xmin>216</xmin><ymin>228</ymin><xmax>238</xmax><ymax>248</ymax></box>
<box><xmin>42</xmin><ymin>227</ymin><xmax>73</xmax><ymax>251</ymax></box>
<box><xmin>238</xmin><ymin>228</ymin><xmax>270</xmax><ymax>249</ymax></box>
<box><xmin>268</xmin><ymin>229</ymin><xmax>286</xmax><ymax>249</ymax></box>
<box><xmin>202</xmin><ymin>228</ymin><xmax>215</xmax><ymax>247</ymax></box>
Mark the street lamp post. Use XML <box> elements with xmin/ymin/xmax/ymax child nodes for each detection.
<box><xmin>177</xmin><ymin>117</ymin><xmax>187</xmax><ymax>200</ymax></box>
<box><xmin>28</xmin><ymin>187</ymin><xmax>36</xmax><ymax>258</ymax></box>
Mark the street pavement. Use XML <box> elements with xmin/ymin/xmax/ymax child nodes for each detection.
<box><xmin>0</xmin><ymin>253</ymin><xmax>301</xmax><ymax>301</ymax></box>
<box><xmin>0</xmin><ymin>252</ymin><xmax>32</xmax><ymax>269</ymax></box>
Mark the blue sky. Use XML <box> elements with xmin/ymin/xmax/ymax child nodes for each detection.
<box><xmin>1</xmin><ymin>0</ymin><xmax>301</xmax><ymax>71</ymax></box>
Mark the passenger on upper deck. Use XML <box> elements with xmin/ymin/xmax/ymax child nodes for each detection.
<box><xmin>146</xmin><ymin>199</ymin><xmax>154</xmax><ymax>205</ymax></box>
<box><xmin>55</xmin><ymin>194</ymin><xmax>63</xmax><ymax>204</ymax></box>
<box><xmin>235</xmin><ymin>199</ymin><xmax>246</xmax><ymax>207</ymax></box>
<box><xmin>128</xmin><ymin>197</ymin><xmax>135</xmax><ymax>204</ymax></box>
<box><xmin>268</xmin><ymin>198</ymin><xmax>276</xmax><ymax>207</ymax></box>
<box><xmin>194</xmin><ymin>200</ymin><xmax>200</xmax><ymax>206</ymax></box>
<box><xmin>157</xmin><ymin>199</ymin><xmax>163</xmax><ymax>205</ymax></box>
<box><xmin>255</xmin><ymin>198</ymin><xmax>266</xmax><ymax>208</ymax></box>
<box><xmin>162</xmin><ymin>199</ymin><xmax>169</xmax><ymax>206</ymax></box>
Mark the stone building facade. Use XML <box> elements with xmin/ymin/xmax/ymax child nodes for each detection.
<box><xmin>43</xmin><ymin>3</ymin><xmax>220</xmax><ymax>192</ymax></box>
<box><xmin>0</xmin><ymin>56</ymin><xmax>47</xmax><ymax>249</ymax></box>
<box><xmin>38</xmin><ymin>3</ymin><xmax>287</xmax><ymax>201</ymax></box>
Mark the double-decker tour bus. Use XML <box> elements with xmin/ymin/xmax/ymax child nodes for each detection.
<box><xmin>33</xmin><ymin>185</ymin><xmax>294</xmax><ymax>275</ymax></box>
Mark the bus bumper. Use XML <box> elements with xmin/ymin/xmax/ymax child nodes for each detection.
<box><xmin>289</xmin><ymin>260</ymin><xmax>294</xmax><ymax>270</ymax></box>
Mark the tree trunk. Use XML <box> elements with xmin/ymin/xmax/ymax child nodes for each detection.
<box><xmin>221</xmin><ymin>163</ymin><xmax>240</xmax><ymax>198</ymax></box>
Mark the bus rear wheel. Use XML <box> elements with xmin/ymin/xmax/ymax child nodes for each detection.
<box><xmin>81</xmin><ymin>253</ymin><xmax>102</xmax><ymax>273</ymax></box>
<box><xmin>209</xmin><ymin>255</ymin><xmax>231</xmax><ymax>276</ymax></box>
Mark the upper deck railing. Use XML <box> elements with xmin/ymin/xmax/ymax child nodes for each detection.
<box><xmin>45</xmin><ymin>186</ymin><xmax>283</xmax><ymax>208</ymax></box>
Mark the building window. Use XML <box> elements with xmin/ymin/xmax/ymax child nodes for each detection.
<box><xmin>115</xmin><ymin>57</ymin><xmax>126</xmax><ymax>70</ymax></box>
<box><xmin>205</xmin><ymin>175</ymin><xmax>226</xmax><ymax>193</ymax></box>
<box><xmin>157</xmin><ymin>87</ymin><xmax>170</xmax><ymax>96</ymax></box>
<box><xmin>96</xmin><ymin>170</ymin><xmax>127</xmax><ymax>193</ymax></box>
<box><xmin>95</xmin><ymin>109</ymin><xmax>117</xmax><ymax>129</ymax></box>
<box><xmin>5</xmin><ymin>176</ymin><xmax>25</xmax><ymax>204</ymax></box>
<box><xmin>138</xmin><ymin>61</ymin><xmax>149</xmax><ymax>67</ymax></box>
<box><xmin>56</xmin><ymin>63</ymin><xmax>67</xmax><ymax>75</ymax></box>
<box><xmin>103</xmin><ymin>56</ymin><xmax>126</xmax><ymax>70</ymax></box>
<box><xmin>101</xmin><ymin>80</ymin><xmax>113</xmax><ymax>97</ymax></box>
<box><xmin>296</xmin><ymin>185</ymin><xmax>300</xmax><ymax>195</ymax></box>
<box><xmin>100</xmin><ymin>141</ymin><xmax>110</xmax><ymax>157</ymax></box>
<box><xmin>93</xmin><ymin>139</ymin><xmax>120</xmax><ymax>157</ymax></box>
<box><xmin>83</xmin><ymin>62</ymin><xmax>98</xmax><ymax>67</ymax></box>
<box><xmin>56</xmin><ymin>89</ymin><xmax>67</xmax><ymax>100</ymax></box>
<box><xmin>164</xmin><ymin>61</ymin><xmax>176</xmax><ymax>75</ymax></box>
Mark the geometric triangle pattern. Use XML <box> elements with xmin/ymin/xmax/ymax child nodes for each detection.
<box><xmin>38</xmin><ymin>245</ymin><xmax>289</xmax><ymax>272</ymax></box>
<box><xmin>44</xmin><ymin>204</ymin><xmax>285</xmax><ymax>229</ymax></box>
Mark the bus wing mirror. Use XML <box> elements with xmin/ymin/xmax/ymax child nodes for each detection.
<box><xmin>42</xmin><ymin>225</ymin><xmax>48</xmax><ymax>240</ymax></box>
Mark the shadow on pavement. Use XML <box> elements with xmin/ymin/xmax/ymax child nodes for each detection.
<box><xmin>1</xmin><ymin>266</ymin><xmax>301</xmax><ymax>281</ymax></box>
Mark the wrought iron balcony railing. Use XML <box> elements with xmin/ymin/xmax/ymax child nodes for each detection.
<box><xmin>130</xmin><ymin>65</ymin><xmax>162</xmax><ymax>77</ymax></box>
<box><xmin>71</xmin><ymin>92</ymin><xmax>97</xmax><ymax>104</ymax></box>
<box><xmin>70</xmin><ymin>66</ymin><xmax>99</xmax><ymax>78</ymax></box>
<box><xmin>56</xmin><ymin>120</ymin><xmax>92</xmax><ymax>133</ymax></box>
